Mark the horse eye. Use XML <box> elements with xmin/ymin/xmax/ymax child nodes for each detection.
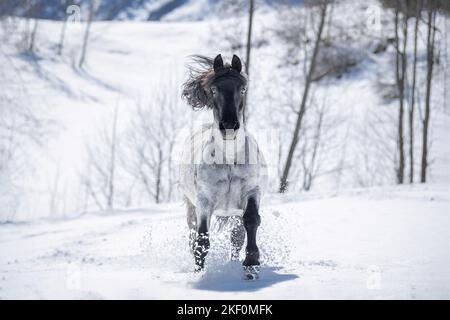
<box><xmin>241</xmin><ymin>87</ymin><xmax>247</xmax><ymax>95</ymax></box>
<box><xmin>211</xmin><ymin>87</ymin><xmax>217</xmax><ymax>95</ymax></box>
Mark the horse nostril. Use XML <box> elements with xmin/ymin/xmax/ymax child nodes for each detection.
<box><xmin>220</xmin><ymin>121</ymin><xmax>239</xmax><ymax>131</ymax></box>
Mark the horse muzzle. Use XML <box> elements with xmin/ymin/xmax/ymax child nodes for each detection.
<box><xmin>219</xmin><ymin>121</ymin><xmax>240</xmax><ymax>140</ymax></box>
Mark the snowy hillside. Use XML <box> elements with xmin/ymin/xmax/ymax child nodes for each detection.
<box><xmin>1</xmin><ymin>3</ymin><xmax>449</xmax><ymax>221</ymax></box>
<box><xmin>1</xmin><ymin>184</ymin><xmax>449</xmax><ymax>299</ymax></box>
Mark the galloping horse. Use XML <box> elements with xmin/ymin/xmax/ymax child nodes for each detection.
<box><xmin>180</xmin><ymin>54</ymin><xmax>267</xmax><ymax>279</ymax></box>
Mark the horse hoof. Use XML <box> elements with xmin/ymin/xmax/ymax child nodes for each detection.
<box><xmin>243</xmin><ymin>265</ymin><xmax>260</xmax><ymax>281</ymax></box>
<box><xmin>194</xmin><ymin>266</ymin><xmax>205</xmax><ymax>273</ymax></box>
<box><xmin>243</xmin><ymin>250</ymin><xmax>260</xmax><ymax>267</ymax></box>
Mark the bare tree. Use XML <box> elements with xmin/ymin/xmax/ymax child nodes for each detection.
<box><xmin>420</xmin><ymin>1</ymin><xmax>438</xmax><ymax>183</ymax></box>
<box><xmin>21</xmin><ymin>0</ymin><xmax>31</xmax><ymax>50</ymax></box>
<box><xmin>58</xmin><ymin>0</ymin><xmax>71</xmax><ymax>55</ymax></box>
<box><xmin>82</xmin><ymin>106</ymin><xmax>120</xmax><ymax>211</ymax></box>
<box><xmin>211</xmin><ymin>1</ymin><xmax>247</xmax><ymax>55</ymax></box>
<box><xmin>408</xmin><ymin>0</ymin><xmax>421</xmax><ymax>183</ymax></box>
<box><xmin>245</xmin><ymin>0</ymin><xmax>254</xmax><ymax>75</ymax></box>
<box><xmin>0</xmin><ymin>52</ymin><xmax>50</xmax><ymax>220</ymax></box>
<box><xmin>299</xmin><ymin>95</ymin><xmax>326</xmax><ymax>191</ymax></box>
<box><xmin>122</xmin><ymin>82</ymin><xmax>184</xmax><ymax>205</ymax></box>
<box><xmin>22</xmin><ymin>0</ymin><xmax>40</xmax><ymax>52</ymax></box>
<box><xmin>356</xmin><ymin>100</ymin><xmax>399</xmax><ymax>188</ymax></box>
<box><xmin>279</xmin><ymin>0</ymin><xmax>330</xmax><ymax>192</ymax></box>
<box><xmin>393</xmin><ymin>1</ymin><xmax>407</xmax><ymax>184</ymax></box>
<box><xmin>107</xmin><ymin>106</ymin><xmax>118</xmax><ymax>209</ymax></box>
<box><xmin>79</xmin><ymin>0</ymin><xmax>97</xmax><ymax>68</ymax></box>
<box><xmin>445</xmin><ymin>9</ymin><xmax>449</xmax><ymax>115</ymax></box>
<box><xmin>124</xmin><ymin>109</ymin><xmax>164</xmax><ymax>204</ymax></box>
<box><xmin>243</xmin><ymin>0</ymin><xmax>255</xmax><ymax>122</ymax></box>
<box><xmin>48</xmin><ymin>160</ymin><xmax>62</xmax><ymax>218</ymax></box>
<box><xmin>28</xmin><ymin>18</ymin><xmax>39</xmax><ymax>52</ymax></box>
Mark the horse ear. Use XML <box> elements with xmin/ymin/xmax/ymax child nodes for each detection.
<box><xmin>213</xmin><ymin>54</ymin><xmax>224</xmax><ymax>72</ymax></box>
<box><xmin>231</xmin><ymin>54</ymin><xmax>242</xmax><ymax>73</ymax></box>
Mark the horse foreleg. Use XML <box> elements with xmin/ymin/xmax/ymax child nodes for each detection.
<box><xmin>193</xmin><ymin>216</ymin><xmax>210</xmax><ymax>271</ymax></box>
<box><xmin>230</xmin><ymin>216</ymin><xmax>245</xmax><ymax>261</ymax></box>
<box><xmin>243</xmin><ymin>197</ymin><xmax>261</xmax><ymax>267</ymax></box>
<box><xmin>193</xmin><ymin>198</ymin><xmax>212</xmax><ymax>271</ymax></box>
<box><xmin>186</xmin><ymin>198</ymin><xmax>196</xmax><ymax>254</ymax></box>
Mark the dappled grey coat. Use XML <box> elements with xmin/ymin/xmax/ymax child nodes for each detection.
<box><xmin>179</xmin><ymin>123</ymin><xmax>268</xmax><ymax>226</ymax></box>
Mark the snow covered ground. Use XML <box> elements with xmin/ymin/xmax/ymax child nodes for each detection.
<box><xmin>1</xmin><ymin>184</ymin><xmax>449</xmax><ymax>299</ymax></box>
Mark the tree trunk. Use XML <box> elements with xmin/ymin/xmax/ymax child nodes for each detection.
<box><xmin>79</xmin><ymin>0</ymin><xmax>95</xmax><ymax>68</ymax></box>
<box><xmin>394</xmin><ymin>5</ymin><xmax>406</xmax><ymax>185</ymax></box>
<box><xmin>445</xmin><ymin>14</ymin><xmax>449</xmax><ymax>114</ymax></box>
<box><xmin>243</xmin><ymin>0</ymin><xmax>254</xmax><ymax>124</ymax></box>
<box><xmin>28</xmin><ymin>19</ymin><xmax>39</xmax><ymax>52</ymax></box>
<box><xmin>155</xmin><ymin>147</ymin><xmax>162</xmax><ymax>204</ymax></box>
<box><xmin>303</xmin><ymin>103</ymin><xmax>325</xmax><ymax>191</ymax></box>
<box><xmin>408</xmin><ymin>0</ymin><xmax>420</xmax><ymax>183</ymax></box>
<box><xmin>279</xmin><ymin>1</ymin><xmax>329</xmax><ymax>192</ymax></box>
<box><xmin>23</xmin><ymin>0</ymin><xmax>32</xmax><ymax>50</ymax></box>
<box><xmin>107</xmin><ymin>107</ymin><xmax>118</xmax><ymax>210</ymax></box>
<box><xmin>58</xmin><ymin>16</ymin><xmax>68</xmax><ymax>55</ymax></box>
<box><xmin>421</xmin><ymin>5</ymin><xmax>436</xmax><ymax>183</ymax></box>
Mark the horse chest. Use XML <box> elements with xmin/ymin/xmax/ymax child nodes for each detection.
<box><xmin>197</xmin><ymin>164</ymin><xmax>254</xmax><ymax>214</ymax></box>
<box><xmin>179</xmin><ymin>125</ymin><xmax>267</xmax><ymax>216</ymax></box>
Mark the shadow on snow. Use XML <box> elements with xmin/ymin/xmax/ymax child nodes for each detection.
<box><xmin>191</xmin><ymin>262</ymin><xmax>298</xmax><ymax>292</ymax></box>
